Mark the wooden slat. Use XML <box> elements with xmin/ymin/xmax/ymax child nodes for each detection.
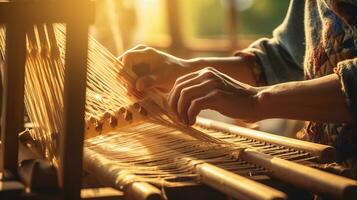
<box><xmin>0</xmin><ymin>180</ymin><xmax>25</xmax><ymax>193</ymax></box>
<box><xmin>83</xmin><ymin>148</ymin><xmax>163</xmax><ymax>200</ymax></box>
<box><xmin>196</xmin><ymin>117</ymin><xmax>336</xmax><ymax>163</ymax></box>
<box><xmin>0</xmin><ymin>1</ymin><xmax>94</xmax><ymax>24</ymax></box>
<box><xmin>81</xmin><ymin>187</ymin><xmax>124</xmax><ymax>200</ymax></box>
<box><xmin>195</xmin><ymin>162</ymin><xmax>286</xmax><ymax>200</ymax></box>
<box><xmin>125</xmin><ymin>182</ymin><xmax>163</xmax><ymax>200</ymax></box>
<box><xmin>0</xmin><ymin>180</ymin><xmax>26</xmax><ymax>200</ymax></box>
<box><xmin>241</xmin><ymin>149</ymin><xmax>357</xmax><ymax>200</ymax></box>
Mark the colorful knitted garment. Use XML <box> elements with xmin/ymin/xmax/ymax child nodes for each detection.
<box><xmin>240</xmin><ymin>0</ymin><xmax>357</xmax><ymax>169</ymax></box>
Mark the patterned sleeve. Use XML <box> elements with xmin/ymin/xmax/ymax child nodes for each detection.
<box><xmin>335</xmin><ymin>58</ymin><xmax>357</xmax><ymax>120</ymax></box>
<box><xmin>331</xmin><ymin>0</ymin><xmax>357</xmax><ymax>120</ymax></box>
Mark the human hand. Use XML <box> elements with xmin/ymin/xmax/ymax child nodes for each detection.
<box><xmin>118</xmin><ymin>45</ymin><xmax>190</xmax><ymax>98</ymax></box>
<box><xmin>167</xmin><ymin>67</ymin><xmax>262</xmax><ymax>125</ymax></box>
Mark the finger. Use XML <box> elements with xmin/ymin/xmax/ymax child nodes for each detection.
<box><xmin>121</xmin><ymin>48</ymin><xmax>152</xmax><ymax>70</ymax></box>
<box><xmin>136</xmin><ymin>74</ymin><xmax>160</xmax><ymax>92</ymax></box>
<box><xmin>167</xmin><ymin>73</ymin><xmax>203</xmax><ymax>118</ymax></box>
<box><xmin>187</xmin><ymin>90</ymin><xmax>227</xmax><ymax>125</ymax></box>
<box><xmin>172</xmin><ymin>67</ymin><xmax>221</xmax><ymax>89</ymax></box>
<box><xmin>127</xmin><ymin>83</ymin><xmax>145</xmax><ymax>99</ymax></box>
<box><xmin>177</xmin><ymin>79</ymin><xmax>219</xmax><ymax>124</ymax></box>
<box><xmin>119</xmin><ymin>48</ymin><xmax>154</xmax><ymax>92</ymax></box>
<box><xmin>172</xmin><ymin>71</ymin><xmax>199</xmax><ymax>88</ymax></box>
<box><xmin>168</xmin><ymin>70</ymin><xmax>219</xmax><ymax>118</ymax></box>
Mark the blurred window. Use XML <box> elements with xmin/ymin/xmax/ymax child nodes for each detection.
<box><xmin>93</xmin><ymin>0</ymin><xmax>290</xmax><ymax>54</ymax></box>
<box><xmin>181</xmin><ymin>0</ymin><xmax>290</xmax><ymax>46</ymax></box>
<box><xmin>134</xmin><ymin>0</ymin><xmax>169</xmax><ymax>43</ymax></box>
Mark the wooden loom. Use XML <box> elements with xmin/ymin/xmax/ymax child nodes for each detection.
<box><xmin>1</xmin><ymin>1</ymin><xmax>357</xmax><ymax>200</ymax></box>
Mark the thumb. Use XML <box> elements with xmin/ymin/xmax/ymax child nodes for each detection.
<box><xmin>136</xmin><ymin>74</ymin><xmax>160</xmax><ymax>92</ymax></box>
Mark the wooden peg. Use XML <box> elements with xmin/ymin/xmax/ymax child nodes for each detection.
<box><xmin>104</xmin><ymin>111</ymin><xmax>115</xmax><ymax>120</ymax></box>
<box><xmin>133</xmin><ymin>102</ymin><xmax>147</xmax><ymax>116</ymax></box>
<box><xmin>124</xmin><ymin>110</ymin><xmax>132</xmax><ymax>122</ymax></box>
<box><xmin>85</xmin><ymin>116</ymin><xmax>101</xmax><ymax>139</ymax></box>
<box><xmin>109</xmin><ymin>116</ymin><xmax>118</xmax><ymax>128</ymax></box>
<box><xmin>117</xmin><ymin>107</ymin><xmax>132</xmax><ymax>122</ymax></box>
<box><xmin>88</xmin><ymin>116</ymin><xmax>98</xmax><ymax>124</ymax></box>
<box><xmin>95</xmin><ymin>121</ymin><xmax>103</xmax><ymax>133</ymax></box>
<box><xmin>118</xmin><ymin>107</ymin><xmax>126</xmax><ymax>114</ymax></box>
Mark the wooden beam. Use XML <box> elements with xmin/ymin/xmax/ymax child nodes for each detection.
<box><xmin>1</xmin><ymin>22</ymin><xmax>27</xmax><ymax>178</ymax></box>
<box><xmin>81</xmin><ymin>187</ymin><xmax>124</xmax><ymax>200</ymax></box>
<box><xmin>0</xmin><ymin>1</ymin><xmax>94</xmax><ymax>24</ymax></box>
<box><xmin>195</xmin><ymin>117</ymin><xmax>336</xmax><ymax>163</ymax></box>
<box><xmin>166</xmin><ymin>0</ymin><xmax>185</xmax><ymax>55</ymax></box>
<box><xmin>226</xmin><ymin>0</ymin><xmax>239</xmax><ymax>49</ymax></box>
<box><xmin>59</xmin><ymin>21</ymin><xmax>90</xmax><ymax>199</ymax></box>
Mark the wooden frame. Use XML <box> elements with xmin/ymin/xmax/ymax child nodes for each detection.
<box><xmin>0</xmin><ymin>1</ymin><xmax>94</xmax><ymax>199</ymax></box>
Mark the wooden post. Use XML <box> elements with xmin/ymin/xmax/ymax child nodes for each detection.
<box><xmin>59</xmin><ymin>21</ymin><xmax>89</xmax><ymax>199</ymax></box>
<box><xmin>166</xmin><ymin>0</ymin><xmax>185</xmax><ymax>56</ymax></box>
<box><xmin>227</xmin><ymin>0</ymin><xmax>239</xmax><ymax>50</ymax></box>
<box><xmin>1</xmin><ymin>22</ymin><xmax>27</xmax><ymax>178</ymax></box>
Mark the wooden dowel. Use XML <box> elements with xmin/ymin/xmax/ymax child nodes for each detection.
<box><xmin>125</xmin><ymin>182</ymin><xmax>163</xmax><ymax>200</ymax></box>
<box><xmin>83</xmin><ymin>148</ymin><xmax>163</xmax><ymax>200</ymax></box>
<box><xmin>195</xmin><ymin>162</ymin><xmax>287</xmax><ymax>200</ymax></box>
<box><xmin>241</xmin><ymin>149</ymin><xmax>357</xmax><ymax>200</ymax></box>
<box><xmin>196</xmin><ymin>117</ymin><xmax>336</xmax><ymax>163</ymax></box>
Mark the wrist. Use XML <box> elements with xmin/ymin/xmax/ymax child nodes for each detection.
<box><xmin>254</xmin><ymin>86</ymin><xmax>276</xmax><ymax>120</ymax></box>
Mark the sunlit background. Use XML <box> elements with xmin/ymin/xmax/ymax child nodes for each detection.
<box><xmin>90</xmin><ymin>0</ymin><xmax>301</xmax><ymax>137</ymax></box>
<box><xmin>91</xmin><ymin>0</ymin><xmax>289</xmax><ymax>56</ymax></box>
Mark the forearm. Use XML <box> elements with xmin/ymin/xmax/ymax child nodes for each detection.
<box><xmin>185</xmin><ymin>56</ymin><xmax>259</xmax><ymax>86</ymax></box>
<box><xmin>257</xmin><ymin>74</ymin><xmax>353</xmax><ymax>123</ymax></box>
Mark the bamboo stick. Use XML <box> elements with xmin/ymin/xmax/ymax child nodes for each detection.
<box><xmin>241</xmin><ymin>149</ymin><xmax>357</xmax><ymax>200</ymax></box>
<box><xmin>196</xmin><ymin>117</ymin><xmax>336</xmax><ymax>163</ymax></box>
<box><xmin>194</xmin><ymin>161</ymin><xmax>287</xmax><ymax>200</ymax></box>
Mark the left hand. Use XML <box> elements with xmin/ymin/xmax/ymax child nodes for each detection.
<box><xmin>167</xmin><ymin>67</ymin><xmax>262</xmax><ymax>125</ymax></box>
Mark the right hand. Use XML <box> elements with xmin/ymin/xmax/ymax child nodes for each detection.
<box><xmin>118</xmin><ymin>45</ymin><xmax>190</xmax><ymax>98</ymax></box>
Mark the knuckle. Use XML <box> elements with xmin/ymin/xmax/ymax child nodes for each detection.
<box><xmin>173</xmin><ymin>78</ymin><xmax>181</xmax><ymax>88</ymax></box>
<box><xmin>201</xmin><ymin>68</ymin><xmax>217</xmax><ymax>79</ymax></box>
<box><xmin>175</xmin><ymin>75</ymin><xmax>188</xmax><ymax>86</ymax></box>
<box><xmin>191</xmin><ymin>98</ymin><xmax>202</xmax><ymax>107</ymax></box>
<box><xmin>135</xmin><ymin>44</ymin><xmax>147</xmax><ymax>49</ymax></box>
<box><xmin>175</xmin><ymin>76</ymin><xmax>184</xmax><ymax>83</ymax></box>
<box><xmin>180</xmin><ymin>88</ymin><xmax>190</xmax><ymax>99</ymax></box>
<box><xmin>211</xmin><ymin>90</ymin><xmax>222</xmax><ymax>97</ymax></box>
<box><xmin>145</xmin><ymin>47</ymin><xmax>155</xmax><ymax>54</ymax></box>
<box><xmin>175</xmin><ymin>82</ymin><xmax>186</xmax><ymax>93</ymax></box>
<box><xmin>122</xmin><ymin>54</ymin><xmax>132</xmax><ymax>63</ymax></box>
<box><xmin>204</xmin><ymin>66</ymin><xmax>215</xmax><ymax>71</ymax></box>
<box><xmin>210</xmin><ymin>80</ymin><xmax>221</xmax><ymax>89</ymax></box>
<box><xmin>210</xmin><ymin>74</ymin><xmax>221</xmax><ymax>82</ymax></box>
<box><xmin>204</xmin><ymin>70</ymin><xmax>215</xmax><ymax>78</ymax></box>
